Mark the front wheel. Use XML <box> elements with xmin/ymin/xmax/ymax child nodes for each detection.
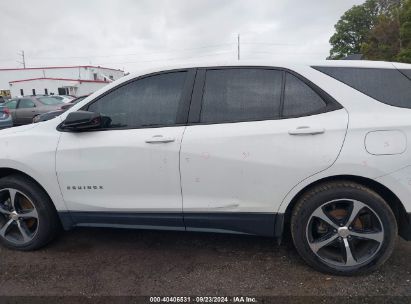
<box><xmin>0</xmin><ymin>174</ymin><xmax>60</xmax><ymax>250</ymax></box>
<box><xmin>291</xmin><ymin>181</ymin><xmax>397</xmax><ymax>275</ymax></box>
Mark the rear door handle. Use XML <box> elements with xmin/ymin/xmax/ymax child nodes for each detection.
<box><xmin>145</xmin><ymin>135</ymin><xmax>176</xmax><ymax>144</ymax></box>
<box><xmin>288</xmin><ymin>126</ymin><xmax>325</xmax><ymax>135</ymax></box>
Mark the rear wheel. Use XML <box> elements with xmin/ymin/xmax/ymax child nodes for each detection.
<box><xmin>32</xmin><ymin>115</ymin><xmax>41</xmax><ymax>123</ymax></box>
<box><xmin>0</xmin><ymin>174</ymin><xmax>60</xmax><ymax>250</ymax></box>
<box><xmin>291</xmin><ymin>181</ymin><xmax>397</xmax><ymax>275</ymax></box>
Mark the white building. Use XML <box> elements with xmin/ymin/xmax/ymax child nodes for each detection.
<box><xmin>0</xmin><ymin>65</ymin><xmax>125</xmax><ymax>97</ymax></box>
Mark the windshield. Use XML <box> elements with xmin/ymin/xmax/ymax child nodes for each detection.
<box><xmin>37</xmin><ymin>96</ymin><xmax>64</xmax><ymax>105</ymax></box>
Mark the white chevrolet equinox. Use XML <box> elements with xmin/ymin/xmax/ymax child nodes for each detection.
<box><xmin>0</xmin><ymin>60</ymin><xmax>410</xmax><ymax>275</ymax></box>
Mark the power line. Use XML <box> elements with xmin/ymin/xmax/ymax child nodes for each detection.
<box><xmin>241</xmin><ymin>42</ymin><xmax>295</xmax><ymax>46</ymax></box>
<box><xmin>92</xmin><ymin>50</ymin><xmax>234</xmax><ymax>66</ymax></box>
<box><xmin>26</xmin><ymin>43</ymin><xmax>236</xmax><ymax>60</ymax></box>
<box><xmin>0</xmin><ymin>41</ymin><xmax>297</xmax><ymax>65</ymax></box>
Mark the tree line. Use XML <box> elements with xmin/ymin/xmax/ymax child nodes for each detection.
<box><xmin>329</xmin><ymin>0</ymin><xmax>411</xmax><ymax>62</ymax></box>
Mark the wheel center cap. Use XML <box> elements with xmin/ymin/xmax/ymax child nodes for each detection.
<box><xmin>10</xmin><ymin>211</ymin><xmax>19</xmax><ymax>221</ymax></box>
<box><xmin>338</xmin><ymin>226</ymin><xmax>350</xmax><ymax>238</ymax></box>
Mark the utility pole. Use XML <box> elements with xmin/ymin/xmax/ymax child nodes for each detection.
<box><xmin>17</xmin><ymin>50</ymin><xmax>26</xmax><ymax>68</ymax></box>
<box><xmin>237</xmin><ymin>34</ymin><xmax>240</xmax><ymax>61</ymax></box>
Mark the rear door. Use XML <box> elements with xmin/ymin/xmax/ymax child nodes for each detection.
<box><xmin>15</xmin><ymin>98</ymin><xmax>37</xmax><ymax>125</ymax></box>
<box><xmin>180</xmin><ymin>67</ymin><xmax>348</xmax><ymax>236</ymax></box>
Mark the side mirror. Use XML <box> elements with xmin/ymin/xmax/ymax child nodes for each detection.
<box><xmin>60</xmin><ymin>111</ymin><xmax>102</xmax><ymax>131</ymax></box>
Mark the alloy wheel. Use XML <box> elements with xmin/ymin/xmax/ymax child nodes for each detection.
<box><xmin>0</xmin><ymin>188</ymin><xmax>39</xmax><ymax>244</ymax></box>
<box><xmin>306</xmin><ymin>199</ymin><xmax>384</xmax><ymax>268</ymax></box>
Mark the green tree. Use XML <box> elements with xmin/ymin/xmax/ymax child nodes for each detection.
<box><xmin>328</xmin><ymin>0</ymin><xmax>403</xmax><ymax>60</ymax></box>
<box><xmin>329</xmin><ymin>2</ymin><xmax>378</xmax><ymax>59</ymax></box>
<box><xmin>397</xmin><ymin>0</ymin><xmax>411</xmax><ymax>62</ymax></box>
<box><xmin>361</xmin><ymin>15</ymin><xmax>400</xmax><ymax>61</ymax></box>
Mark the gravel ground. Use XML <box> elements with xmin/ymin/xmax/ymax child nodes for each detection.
<box><xmin>0</xmin><ymin>228</ymin><xmax>409</xmax><ymax>299</ymax></box>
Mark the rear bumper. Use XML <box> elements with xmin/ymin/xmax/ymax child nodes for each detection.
<box><xmin>0</xmin><ymin>120</ymin><xmax>13</xmax><ymax>129</ymax></box>
<box><xmin>399</xmin><ymin>213</ymin><xmax>411</xmax><ymax>241</ymax></box>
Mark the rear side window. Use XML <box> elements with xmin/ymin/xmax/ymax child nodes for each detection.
<box><xmin>88</xmin><ymin>72</ymin><xmax>187</xmax><ymax>129</ymax></box>
<box><xmin>200</xmin><ymin>69</ymin><xmax>283</xmax><ymax>123</ymax></box>
<box><xmin>283</xmin><ymin>73</ymin><xmax>326</xmax><ymax>117</ymax></box>
<box><xmin>313</xmin><ymin>67</ymin><xmax>411</xmax><ymax>109</ymax></box>
<box><xmin>18</xmin><ymin>99</ymin><xmax>36</xmax><ymax>109</ymax></box>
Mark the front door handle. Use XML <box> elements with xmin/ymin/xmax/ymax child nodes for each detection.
<box><xmin>145</xmin><ymin>135</ymin><xmax>176</xmax><ymax>144</ymax></box>
<box><xmin>288</xmin><ymin>126</ymin><xmax>325</xmax><ymax>135</ymax></box>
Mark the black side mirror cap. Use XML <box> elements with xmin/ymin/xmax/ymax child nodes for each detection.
<box><xmin>59</xmin><ymin>111</ymin><xmax>102</xmax><ymax>132</ymax></box>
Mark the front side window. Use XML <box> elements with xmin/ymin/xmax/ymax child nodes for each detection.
<box><xmin>200</xmin><ymin>69</ymin><xmax>283</xmax><ymax>124</ymax></box>
<box><xmin>18</xmin><ymin>99</ymin><xmax>36</xmax><ymax>109</ymax></box>
<box><xmin>88</xmin><ymin>72</ymin><xmax>187</xmax><ymax>129</ymax></box>
<box><xmin>313</xmin><ymin>66</ymin><xmax>411</xmax><ymax>109</ymax></box>
<box><xmin>282</xmin><ymin>73</ymin><xmax>327</xmax><ymax>117</ymax></box>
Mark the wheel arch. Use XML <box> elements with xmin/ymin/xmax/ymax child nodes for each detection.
<box><xmin>283</xmin><ymin>174</ymin><xmax>409</xmax><ymax>240</ymax></box>
<box><xmin>0</xmin><ymin>167</ymin><xmax>54</xmax><ymax>199</ymax></box>
<box><xmin>0</xmin><ymin>167</ymin><xmax>62</xmax><ymax>219</ymax></box>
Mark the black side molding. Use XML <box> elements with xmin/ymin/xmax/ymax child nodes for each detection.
<box><xmin>184</xmin><ymin>212</ymin><xmax>278</xmax><ymax>237</ymax></box>
<box><xmin>58</xmin><ymin>211</ymin><xmax>285</xmax><ymax>239</ymax></box>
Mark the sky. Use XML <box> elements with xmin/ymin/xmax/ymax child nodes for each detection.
<box><xmin>0</xmin><ymin>0</ymin><xmax>364</xmax><ymax>73</ymax></box>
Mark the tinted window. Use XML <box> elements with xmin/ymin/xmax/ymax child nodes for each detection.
<box><xmin>313</xmin><ymin>67</ymin><xmax>411</xmax><ymax>109</ymax></box>
<box><xmin>18</xmin><ymin>99</ymin><xmax>35</xmax><ymax>108</ymax></box>
<box><xmin>200</xmin><ymin>69</ymin><xmax>283</xmax><ymax>123</ymax></box>
<box><xmin>5</xmin><ymin>99</ymin><xmax>17</xmax><ymax>109</ymax></box>
<box><xmin>283</xmin><ymin>73</ymin><xmax>326</xmax><ymax>117</ymax></box>
<box><xmin>88</xmin><ymin>72</ymin><xmax>187</xmax><ymax>129</ymax></box>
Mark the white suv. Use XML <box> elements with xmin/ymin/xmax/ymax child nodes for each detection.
<box><xmin>0</xmin><ymin>60</ymin><xmax>410</xmax><ymax>275</ymax></box>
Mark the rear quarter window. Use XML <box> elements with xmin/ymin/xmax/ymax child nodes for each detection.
<box><xmin>313</xmin><ymin>66</ymin><xmax>411</xmax><ymax>109</ymax></box>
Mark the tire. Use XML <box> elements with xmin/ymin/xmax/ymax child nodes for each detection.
<box><xmin>32</xmin><ymin>115</ymin><xmax>40</xmax><ymax>123</ymax></box>
<box><xmin>291</xmin><ymin>180</ymin><xmax>397</xmax><ymax>276</ymax></box>
<box><xmin>0</xmin><ymin>174</ymin><xmax>61</xmax><ymax>250</ymax></box>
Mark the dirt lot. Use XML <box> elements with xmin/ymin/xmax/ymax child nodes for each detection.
<box><xmin>0</xmin><ymin>227</ymin><xmax>410</xmax><ymax>300</ymax></box>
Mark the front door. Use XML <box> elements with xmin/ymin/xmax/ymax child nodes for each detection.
<box><xmin>180</xmin><ymin>68</ymin><xmax>348</xmax><ymax>236</ymax></box>
<box><xmin>56</xmin><ymin>69</ymin><xmax>195</xmax><ymax>230</ymax></box>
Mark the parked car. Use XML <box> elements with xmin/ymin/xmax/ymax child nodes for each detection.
<box><xmin>33</xmin><ymin>95</ymin><xmax>89</xmax><ymax>123</ymax></box>
<box><xmin>0</xmin><ymin>61</ymin><xmax>410</xmax><ymax>276</ymax></box>
<box><xmin>4</xmin><ymin>96</ymin><xmax>64</xmax><ymax>126</ymax></box>
<box><xmin>0</xmin><ymin>105</ymin><xmax>13</xmax><ymax>129</ymax></box>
